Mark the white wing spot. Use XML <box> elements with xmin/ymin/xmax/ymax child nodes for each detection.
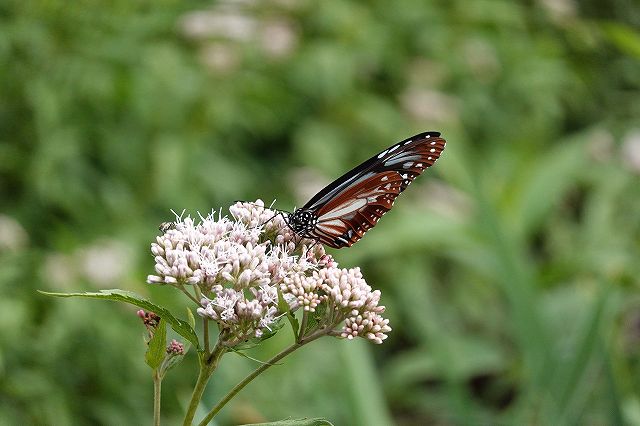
<box><xmin>377</xmin><ymin>150</ymin><xmax>388</xmax><ymax>159</ymax></box>
<box><xmin>384</xmin><ymin>183</ymin><xmax>392</xmax><ymax>190</ymax></box>
<box><xmin>403</xmin><ymin>139</ymin><xmax>412</xmax><ymax>145</ymax></box>
<box><xmin>401</xmin><ymin>173</ymin><xmax>408</xmax><ymax>179</ymax></box>
<box><xmin>367</xmin><ymin>196</ymin><xmax>377</xmax><ymax>202</ymax></box>
<box><xmin>417</xmin><ymin>163</ymin><xmax>424</xmax><ymax>168</ymax></box>
<box><xmin>388</xmin><ymin>145</ymin><xmax>400</xmax><ymax>153</ymax></box>
<box><xmin>430</xmin><ymin>141</ymin><xmax>436</xmax><ymax>145</ymax></box>
<box><xmin>403</xmin><ymin>162</ymin><xmax>413</xmax><ymax>169</ymax></box>
<box><xmin>381</xmin><ymin>176</ymin><xmax>389</xmax><ymax>182</ymax></box>
<box><xmin>428</xmin><ymin>156</ymin><xmax>433</xmax><ymax>160</ymax></box>
<box><xmin>430</xmin><ymin>148</ymin><xmax>436</xmax><ymax>153</ymax></box>
<box><xmin>425</xmin><ymin>135</ymin><xmax>430</xmax><ymax>138</ymax></box>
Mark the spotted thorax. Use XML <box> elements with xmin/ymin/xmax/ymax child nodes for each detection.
<box><xmin>287</xmin><ymin>208</ymin><xmax>318</xmax><ymax>236</ymax></box>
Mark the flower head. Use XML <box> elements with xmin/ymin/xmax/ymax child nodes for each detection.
<box><xmin>148</xmin><ymin>200</ymin><xmax>391</xmax><ymax>345</ymax></box>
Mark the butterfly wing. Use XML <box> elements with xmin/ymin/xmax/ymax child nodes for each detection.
<box><xmin>304</xmin><ymin>131</ymin><xmax>446</xmax><ymax>248</ymax></box>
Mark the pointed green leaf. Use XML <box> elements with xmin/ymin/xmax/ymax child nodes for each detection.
<box><xmin>145</xmin><ymin>319</ymin><xmax>167</xmax><ymax>369</ymax></box>
<box><xmin>277</xmin><ymin>288</ymin><xmax>299</xmax><ymax>339</ymax></box>
<box><xmin>240</xmin><ymin>418</ymin><xmax>333</xmax><ymax>426</ymax></box>
<box><xmin>304</xmin><ymin>304</ymin><xmax>327</xmax><ymax>335</ymax></box>
<box><xmin>229</xmin><ymin>347</ymin><xmax>281</xmax><ymax>366</ymax></box>
<box><xmin>186</xmin><ymin>307</ymin><xmax>196</xmax><ymax>329</ymax></box>
<box><xmin>39</xmin><ymin>289</ymin><xmax>200</xmax><ymax>350</ymax></box>
<box><xmin>162</xmin><ymin>353</ymin><xmax>186</xmax><ymax>373</ymax></box>
<box><xmin>234</xmin><ymin>317</ymin><xmax>286</xmax><ymax>351</ymax></box>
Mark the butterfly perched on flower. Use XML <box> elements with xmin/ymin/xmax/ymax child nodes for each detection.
<box><xmin>286</xmin><ymin>131</ymin><xmax>446</xmax><ymax>248</ymax></box>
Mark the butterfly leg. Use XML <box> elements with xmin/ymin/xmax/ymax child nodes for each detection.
<box><xmin>302</xmin><ymin>239</ymin><xmax>321</xmax><ymax>259</ymax></box>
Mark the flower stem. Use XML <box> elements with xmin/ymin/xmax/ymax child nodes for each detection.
<box><xmin>297</xmin><ymin>310</ymin><xmax>308</xmax><ymax>342</ymax></box>
<box><xmin>197</xmin><ymin>329</ymin><xmax>328</xmax><ymax>426</ymax></box>
<box><xmin>153</xmin><ymin>370</ymin><xmax>162</xmax><ymax>426</ymax></box>
<box><xmin>182</xmin><ymin>343</ymin><xmax>226</xmax><ymax>426</ymax></box>
<box><xmin>178</xmin><ymin>284</ymin><xmax>199</xmax><ymax>304</ymax></box>
<box><xmin>203</xmin><ymin>319</ymin><xmax>210</xmax><ymax>354</ymax></box>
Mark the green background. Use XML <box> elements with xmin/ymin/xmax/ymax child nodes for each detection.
<box><xmin>2</xmin><ymin>0</ymin><xmax>640</xmax><ymax>424</ymax></box>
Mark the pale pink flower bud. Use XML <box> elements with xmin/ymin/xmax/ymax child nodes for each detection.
<box><xmin>166</xmin><ymin>339</ymin><xmax>185</xmax><ymax>355</ymax></box>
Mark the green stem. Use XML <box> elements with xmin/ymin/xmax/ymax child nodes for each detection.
<box><xmin>203</xmin><ymin>319</ymin><xmax>210</xmax><ymax>354</ymax></box>
<box><xmin>182</xmin><ymin>343</ymin><xmax>226</xmax><ymax>426</ymax></box>
<box><xmin>297</xmin><ymin>310</ymin><xmax>308</xmax><ymax>343</ymax></box>
<box><xmin>178</xmin><ymin>284</ymin><xmax>199</xmax><ymax>304</ymax></box>
<box><xmin>153</xmin><ymin>370</ymin><xmax>162</xmax><ymax>426</ymax></box>
<box><xmin>197</xmin><ymin>329</ymin><xmax>329</xmax><ymax>426</ymax></box>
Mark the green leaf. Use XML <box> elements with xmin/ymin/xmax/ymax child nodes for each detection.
<box><xmin>145</xmin><ymin>319</ymin><xmax>167</xmax><ymax>369</ymax></box>
<box><xmin>39</xmin><ymin>289</ymin><xmax>200</xmax><ymax>350</ymax></box>
<box><xmin>305</xmin><ymin>304</ymin><xmax>327</xmax><ymax>336</ymax></box>
<box><xmin>277</xmin><ymin>289</ymin><xmax>299</xmax><ymax>339</ymax></box>
<box><xmin>602</xmin><ymin>22</ymin><xmax>640</xmax><ymax>59</ymax></box>
<box><xmin>229</xmin><ymin>347</ymin><xmax>281</xmax><ymax>366</ymax></box>
<box><xmin>234</xmin><ymin>317</ymin><xmax>286</xmax><ymax>351</ymax></box>
<box><xmin>186</xmin><ymin>307</ymin><xmax>196</xmax><ymax>329</ymax></box>
<box><xmin>240</xmin><ymin>418</ymin><xmax>334</xmax><ymax>426</ymax></box>
<box><xmin>162</xmin><ymin>353</ymin><xmax>186</xmax><ymax>373</ymax></box>
<box><xmin>509</xmin><ymin>135</ymin><xmax>587</xmax><ymax>240</ymax></box>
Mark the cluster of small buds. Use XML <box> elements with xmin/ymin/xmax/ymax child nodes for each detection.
<box><xmin>281</xmin><ymin>272</ymin><xmax>323</xmax><ymax>312</ymax></box>
<box><xmin>147</xmin><ymin>200</ymin><xmax>391</xmax><ymax>345</ymax></box>
<box><xmin>342</xmin><ymin>311</ymin><xmax>391</xmax><ymax>345</ymax></box>
<box><xmin>280</xmin><ymin>267</ymin><xmax>391</xmax><ymax>344</ymax></box>
<box><xmin>166</xmin><ymin>339</ymin><xmax>185</xmax><ymax>355</ymax></box>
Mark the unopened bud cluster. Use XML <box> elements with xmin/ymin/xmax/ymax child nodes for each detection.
<box><xmin>166</xmin><ymin>339</ymin><xmax>185</xmax><ymax>355</ymax></box>
<box><xmin>147</xmin><ymin>200</ymin><xmax>391</xmax><ymax>344</ymax></box>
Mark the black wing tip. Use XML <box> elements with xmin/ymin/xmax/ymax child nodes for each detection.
<box><xmin>416</xmin><ymin>131</ymin><xmax>442</xmax><ymax>138</ymax></box>
<box><xmin>399</xmin><ymin>131</ymin><xmax>444</xmax><ymax>144</ymax></box>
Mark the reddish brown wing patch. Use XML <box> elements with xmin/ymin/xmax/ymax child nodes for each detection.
<box><xmin>312</xmin><ymin>172</ymin><xmax>402</xmax><ymax>248</ymax></box>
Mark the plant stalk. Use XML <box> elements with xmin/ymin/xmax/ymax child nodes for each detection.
<box><xmin>197</xmin><ymin>329</ymin><xmax>329</xmax><ymax>425</ymax></box>
<box><xmin>153</xmin><ymin>370</ymin><xmax>162</xmax><ymax>426</ymax></box>
<box><xmin>182</xmin><ymin>344</ymin><xmax>226</xmax><ymax>426</ymax></box>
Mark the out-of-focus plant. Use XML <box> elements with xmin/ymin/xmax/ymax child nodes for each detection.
<box><xmin>43</xmin><ymin>200</ymin><xmax>389</xmax><ymax>426</ymax></box>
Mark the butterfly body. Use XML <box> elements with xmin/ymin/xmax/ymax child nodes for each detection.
<box><xmin>288</xmin><ymin>209</ymin><xmax>318</xmax><ymax>236</ymax></box>
<box><xmin>286</xmin><ymin>131</ymin><xmax>446</xmax><ymax>249</ymax></box>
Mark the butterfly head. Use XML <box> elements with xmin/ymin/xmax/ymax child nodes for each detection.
<box><xmin>288</xmin><ymin>208</ymin><xmax>318</xmax><ymax>236</ymax></box>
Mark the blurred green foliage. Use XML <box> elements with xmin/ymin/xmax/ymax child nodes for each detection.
<box><xmin>1</xmin><ymin>0</ymin><xmax>640</xmax><ymax>424</ymax></box>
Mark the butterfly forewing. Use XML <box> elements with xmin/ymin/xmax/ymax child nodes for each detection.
<box><xmin>301</xmin><ymin>131</ymin><xmax>446</xmax><ymax>248</ymax></box>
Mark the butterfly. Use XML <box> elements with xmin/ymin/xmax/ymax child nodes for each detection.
<box><xmin>285</xmin><ymin>131</ymin><xmax>446</xmax><ymax>248</ymax></box>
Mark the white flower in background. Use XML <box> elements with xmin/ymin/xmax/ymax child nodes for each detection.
<box><xmin>180</xmin><ymin>10</ymin><xmax>257</xmax><ymax>41</ymax></box>
<box><xmin>622</xmin><ymin>129</ymin><xmax>640</xmax><ymax>174</ymax></box>
<box><xmin>260</xmin><ymin>20</ymin><xmax>298</xmax><ymax>59</ymax></box>
<box><xmin>148</xmin><ymin>200</ymin><xmax>391</xmax><ymax>345</ymax></box>
<box><xmin>0</xmin><ymin>215</ymin><xmax>28</xmax><ymax>252</ymax></box>
<box><xmin>199</xmin><ymin>43</ymin><xmax>240</xmax><ymax>73</ymax></box>
<box><xmin>400</xmin><ymin>89</ymin><xmax>459</xmax><ymax>124</ymax></box>
<box><xmin>80</xmin><ymin>240</ymin><xmax>133</xmax><ymax>287</ymax></box>
<box><xmin>539</xmin><ymin>0</ymin><xmax>576</xmax><ymax>22</ymax></box>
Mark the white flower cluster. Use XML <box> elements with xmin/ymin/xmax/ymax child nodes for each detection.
<box><xmin>282</xmin><ymin>267</ymin><xmax>391</xmax><ymax>344</ymax></box>
<box><xmin>147</xmin><ymin>200</ymin><xmax>391</xmax><ymax>345</ymax></box>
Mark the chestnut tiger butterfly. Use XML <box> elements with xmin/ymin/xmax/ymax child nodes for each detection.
<box><xmin>285</xmin><ymin>131</ymin><xmax>446</xmax><ymax>248</ymax></box>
